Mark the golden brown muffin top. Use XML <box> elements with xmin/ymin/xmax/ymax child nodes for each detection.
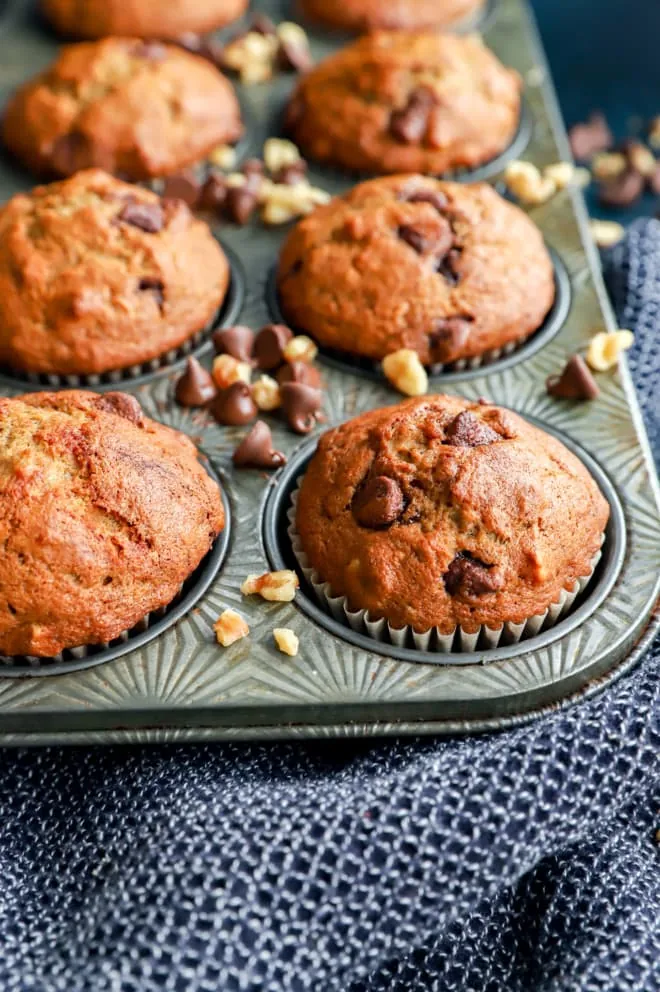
<box><xmin>2</xmin><ymin>37</ymin><xmax>242</xmax><ymax>179</ymax></box>
<box><xmin>0</xmin><ymin>390</ymin><xmax>224</xmax><ymax>656</ymax></box>
<box><xmin>278</xmin><ymin>176</ymin><xmax>555</xmax><ymax>364</ymax></box>
<box><xmin>300</xmin><ymin>0</ymin><xmax>484</xmax><ymax>32</ymax></box>
<box><xmin>286</xmin><ymin>31</ymin><xmax>521</xmax><ymax>175</ymax></box>
<box><xmin>0</xmin><ymin>170</ymin><xmax>229</xmax><ymax>376</ymax></box>
<box><xmin>41</xmin><ymin>0</ymin><xmax>248</xmax><ymax>40</ymax></box>
<box><xmin>297</xmin><ymin>396</ymin><xmax>609</xmax><ymax>634</ymax></box>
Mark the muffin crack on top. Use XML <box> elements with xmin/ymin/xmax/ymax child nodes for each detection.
<box><xmin>0</xmin><ymin>390</ymin><xmax>225</xmax><ymax>658</ymax></box>
<box><xmin>278</xmin><ymin>175</ymin><xmax>555</xmax><ymax>366</ymax></box>
<box><xmin>285</xmin><ymin>31</ymin><xmax>521</xmax><ymax>176</ymax></box>
<box><xmin>2</xmin><ymin>37</ymin><xmax>243</xmax><ymax>179</ymax></box>
<box><xmin>296</xmin><ymin>396</ymin><xmax>609</xmax><ymax>635</ymax></box>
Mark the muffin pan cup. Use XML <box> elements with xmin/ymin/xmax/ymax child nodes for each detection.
<box><xmin>0</xmin><ymin>0</ymin><xmax>657</xmax><ymax>743</ymax></box>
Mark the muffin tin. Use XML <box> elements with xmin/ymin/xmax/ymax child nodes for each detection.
<box><xmin>0</xmin><ymin>0</ymin><xmax>658</xmax><ymax>743</ymax></box>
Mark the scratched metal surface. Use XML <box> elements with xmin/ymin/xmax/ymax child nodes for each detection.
<box><xmin>0</xmin><ymin>0</ymin><xmax>658</xmax><ymax>744</ymax></box>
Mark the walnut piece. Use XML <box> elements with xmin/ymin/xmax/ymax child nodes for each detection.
<box><xmin>586</xmin><ymin>330</ymin><xmax>634</xmax><ymax>371</ymax></box>
<box><xmin>273</xmin><ymin>628</ymin><xmax>299</xmax><ymax>656</ymax></box>
<box><xmin>208</xmin><ymin>144</ymin><xmax>237</xmax><ymax>170</ymax></box>
<box><xmin>212</xmin><ymin>354</ymin><xmax>252</xmax><ymax>389</ymax></box>
<box><xmin>214</xmin><ymin>609</ymin><xmax>249</xmax><ymax>647</ymax></box>
<box><xmin>241</xmin><ymin>570</ymin><xmax>300</xmax><ymax>602</ymax></box>
<box><xmin>589</xmin><ymin>219</ymin><xmax>625</xmax><ymax>248</ymax></box>
<box><xmin>503</xmin><ymin>160</ymin><xmax>556</xmax><ymax>205</ymax></box>
<box><xmin>283</xmin><ymin>336</ymin><xmax>318</xmax><ymax>363</ymax></box>
<box><xmin>251</xmin><ymin>375</ymin><xmax>281</xmax><ymax>411</ymax></box>
<box><xmin>382</xmin><ymin>349</ymin><xmax>428</xmax><ymax>397</ymax></box>
<box><xmin>263</xmin><ymin>138</ymin><xmax>301</xmax><ymax>174</ymax></box>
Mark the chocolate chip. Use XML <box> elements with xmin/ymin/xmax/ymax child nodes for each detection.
<box><xmin>213</xmin><ymin>325</ymin><xmax>255</xmax><ymax>363</ymax></box>
<box><xmin>277</xmin><ymin>39</ymin><xmax>313</xmax><ymax>73</ymax></box>
<box><xmin>352</xmin><ymin>475</ymin><xmax>404</xmax><ymax>529</ymax></box>
<box><xmin>599</xmin><ymin>169</ymin><xmax>645</xmax><ymax>207</ymax></box>
<box><xmin>398</xmin><ymin>221</ymin><xmax>453</xmax><ymax>258</ymax></box>
<box><xmin>50</xmin><ymin>131</ymin><xmax>88</xmax><ymax>175</ymax></box>
<box><xmin>444</xmin><ymin>410</ymin><xmax>500</xmax><ymax>447</ymax></box>
<box><xmin>254</xmin><ymin>324</ymin><xmax>293</xmax><ymax>370</ymax></box>
<box><xmin>390</xmin><ymin>87</ymin><xmax>435</xmax><ymax>144</ymax></box>
<box><xmin>546</xmin><ymin>355</ymin><xmax>599</xmax><ymax>401</ymax></box>
<box><xmin>95</xmin><ymin>392</ymin><xmax>144</xmax><ymax>426</ymax></box>
<box><xmin>200</xmin><ymin>173</ymin><xmax>228</xmax><ymax>212</ymax></box>
<box><xmin>276</xmin><ymin>361</ymin><xmax>321</xmax><ymax>388</ymax></box>
<box><xmin>272</xmin><ymin>161</ymin><xmax>308</xmax><ymax>185</ymax></box>
<box><xmin>117</xmin><ymin>199</ymin><xmax>164</xmax><ymax>233</ymax></box>
<box><xmin>436</xmin><ymin>247</ymin><xmax>462</xmax><ymax>284</ymax></box>
<box><xmin>175</xmin><ymin>356</ymin><xmax>216</xmax><ymax>407</ymax></box>
<box><xmin>232</xmin><ymin>420</ymin><xmax>286</xmax><ymax>469</ymax></box>
<box><xmin>242</xmin><ymin>158</ymin><xmax>264</xmax><ymax>181</ymax></box>
<box><xmin>249</xmin><ymin>13</ymin><xmax>276</xmax><ymax>34</ymax></box>
<box><xmin>133</xmin><ymin>41</ymin><xmax>167</xmax><ymax>61</ymax></box>
<box><xmin>443</xmin><ymin>552</ymin><xmax>502</xmax><ymax>596</ymax></box>
<box><xmin>211</xmin><ymin>382</ymin><xmax>257</xmax><ymax>426</ymax></box>
<box><xmin>161</xmin><ymin>171</ymin><xmax>200</xmax><ymax>208</ymax></box>
<box><xmin>138</xmin><ymin>277</ymin><xmax>164</xmax><ymax>307</ymax></box>
<box><xmin>429</xmin><ymin>317</ymin><xmax>472</xmax><ymax>363</ymax></box>
<box><xmin>568</xmin><ymin>112</ymin><xmax>613</xmax><ymax>161</ymax></box>
<box><xmin>280</xmin><ymin>382</ymin><xmax>322</xmax><ymax>434</ymax></box>
<box><xmin>402</xmin><ymin>188</ymin><xmax>449</xmax><ymax>212</ymax></box>
<box><xmin>224</xmin><ymin>186</ymin><xmax>257</xmax><ymax>225</ymax></box>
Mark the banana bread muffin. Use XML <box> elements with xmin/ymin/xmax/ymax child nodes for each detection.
<box><xmin>299</xmin><ymin>0</ymin><xmax>484</xmax><ymax>32</ymax></box>
<box><xmin>278</xmin><ymin>176</ymin><xmax>555</xmax><ymax>366</ymax></box>
<box><xmin>284</xmin><ymin>32</ymin><xmax>521</xmax><ymax>176</ymax></box>
<box><xmin>0</xmin><ymin>170</ymin><xmax>229</xmax><ymax>377</ymax></box>
<box><xmin>42</xmin><ymin>0</ymin><xmax>248</xmax><ymax>39</ymax></box>
<box><xmin>296</xmin><ymin>396</ymin><xmax>609</xmax><ymax>634</ymax></box>
<box><xmin>0</xmin><ymin>390</ymin><xmax>224</xmax><ymax>657</ymax></box>
<box><xmin>2</xmin><ymin>38</ymin><xmax>242</xmax><ymax>180</ymax></box>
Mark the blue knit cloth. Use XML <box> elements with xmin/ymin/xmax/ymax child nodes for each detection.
<box><xmin>0</xmin><ymin>223</ymin><xmax>658</xmax><ymax>992</ymax></box>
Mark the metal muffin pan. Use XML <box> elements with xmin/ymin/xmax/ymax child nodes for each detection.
<box><xmin>0</xmin><ymin>0</ymin><xmax>657</xmax><ymax>743</ymax></box>
<box><xmin>265</xmin><ymin>246</ymin><xmax>571</xmax><ymax>382</ymax></box>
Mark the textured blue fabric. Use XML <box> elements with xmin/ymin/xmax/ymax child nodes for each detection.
<box><xmin>0</xmin><ymin>228</ymin><xmax>658</xmax><ymax>992</ymax></box>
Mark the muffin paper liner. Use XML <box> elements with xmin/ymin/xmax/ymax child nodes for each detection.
<box><xmin>287</xmin><ymin>486</ymin><xmax>604</xmax><ymax>654</ymax></box>
<box><xmin>0</xmin><ymin>582</ymin><xmax>186</xmax><ymax>669</ymax></box>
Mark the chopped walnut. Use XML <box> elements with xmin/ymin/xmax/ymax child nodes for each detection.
<box><xmin>214</xmin><ymin>609</ymin><xmax>249</xmax><ymax>647</ymax></box>
<box><xmin>263</xmin><ymin>138</ymin><xmax>301</xmax><ymax>174</ymax></box>
<box><xmin>590</xmin><ymin>219</ymin><xmax>625</xmax><ymax>248</ymax></box>
<box><xmin>241</xmin><ymin>569</ymin><xmax>300</xmax><ymax>602</ymax></box>
<box><xmin>586</xmin><ymin>330</ymin><xmax>634</xmax><ymax>371</ymax></box>
<box><xmin>273</xmin><ymin>627</ymin><xmax>299</xmax><ymax>656</ymax></box>
<box><xmin>382</xmin><ymin>349</ymin><xmax>428</xmax><ymax>397</ymax></box>
<box><xmin>627</xmin><ymin>142</ymin><xmax>656</xmax><ymax>177</ymax></box>
<box><xmin>259</xmin><ymin>180</ymin><xmax>330</xmax><ymax>225</ymax></box>
<box><xmin>211</xmin><ymin>354</ymin><xmax>252</xmax><ymax>390</ymax></box>
<box><xmin>591</xmin><ymin>151</ymin><xmax>628</xmax><ymax>181</ymax></box>
<box><xmin>208</xmin><ymin>144</ymin><xmax>237</xmax><ymax>170</ymax></box>
<box><xmin>503</xmin><ymin>160</ymin><xmax>556</xmax><ymax>205</ymax></box>
<box><xmin>225</xmin><ymin>172</ymin><xmax>248</xmax><ymax>189</ymax></box>
<box><xmin>222</xmin><ymin>31</ymin><xmax>279</xmax><ymax>84</ymax></box>
<box><xmin>251</xmin><ymin>375</ymin><xmax>281</xmax><ymax>411</ymax></box>
<box><xmin>543</xmin><ymin>162</ymin><xmax>575</xmax><ymax>189</ymax></box>
<box><xmin>283</xmin><ymin>335</ymin><xmax>318</xmax><ymax>363</ymax></box>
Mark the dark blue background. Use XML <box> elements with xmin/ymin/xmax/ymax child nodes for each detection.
<box><xmin>532</xmin><ymin>0</ymin><xmax>660</xmax><ymax>223</ymax></box>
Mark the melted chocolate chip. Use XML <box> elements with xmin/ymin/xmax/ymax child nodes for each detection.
<box><xmin>138</xmin><ymin>277</ymin><xmax>165</xmax><ymax>307</ymax></box>
<box><xmin>211</xmin><ymin>382</ymin><xmax>257</xmax><ymax>426</ymax></box>
<box><xmin>224</xmin><ymin>186</ymin><xmax>258</xmax><ymax>225</ymax></box>
<box><xmin>95</xmin><ymin>392</ymin><xmax>144</xmax><ymax>426</ymax></box>
<box><xmin>277</xmin><ymin>39</ymin><xmax>313</xmax><ymax>73</ymax></box>
<box><xmin>436</xmin><ymin>247</ymin><xmax>462</xmax><ymax>284</ymax></box>
<box><xmin>276</xmin><ymin>360</ymin><xmax>321</xmax><ymax>388</ymax></box>
<box><xmin>162</xmin><ymin>171</ymin><xmax>200</xmax><ymax>208</ymax></box>
<box><xmin>398</xmin><ymin>220</ymin><xmax>454</xmax><ymax>259</ymax></box>
<box><xmin>133</xmin><ymin>41</ymin><xmax>167</xmax><ymax>61</ymax></box>
<box><xmin>280</xmin><ymin>381</ymin><xmax>322</xmax><ymax>434</ymax></box>
<box><xmin>546</xmin><ymin>355</ymin><xmax>600</xmax><ymax>401</ymax></box>
<box><xmin>200</xmin><ymin>173</ymin><xmax>228</xmax><ymax>212</ymax></box>
<box><xmin>443</xmin><ymin>552</ymin><xmax>502</xmax><ymax>597</ymax></box>
<box><xmin>213</xmin><ymin>325</ymin><xmax>255</xmax><ymax>363</ymax></box>
<box><xmin>402</xmin><ymin>188</ymin><xmax>449</xmax><ymax>212</ymax></box>
<box><xmin>352</xmin><ymin>476</ymin><xmax>404</xmax><ymax>529</ymax></box>
<box><xmin>118</xmin><ymin>199</ymin><xmax>164</xmax><ymax>233</ymax></box>
<box><xmin>568</xmin><ymin>112</ymin><xmax>613</xmax><ymax>161</ymax></box>
<box><xmin>232</xmin><ymin>420</ymin><xmax>286</xmax><ymax>469</ymax></box>
<box><xmin>444</xmin><ymin>411</ymin><xmax>500</xmax><ymax>447</ymax></box>
<box><xmin>390</xmin><ymin>87</ymin><xmax>435</xmax><ymax>144</ymax></box>
<box><xmin>175</xmin><ymin>357</ymin><xmax>216</xmax><ymax>408</ymax></box>
<box><xmin>429</xmin><ymin>317</ymin><xmax>473</xmax><ymax>363</ymax></box>
<box><xmin>254</xmin><ymin>324</ymin><xmax>293</xmax><ymax>370</ymax></box>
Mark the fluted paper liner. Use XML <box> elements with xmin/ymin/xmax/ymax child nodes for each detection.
<box><xmin>0</xmin><ymin>582</ymin><xmax>186</xmax><ymax>669</ymax></box>
<box><xmin>287</xmin><ymin>485</ymin><xmax>603</xmax><ymax>653</ymax></box>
